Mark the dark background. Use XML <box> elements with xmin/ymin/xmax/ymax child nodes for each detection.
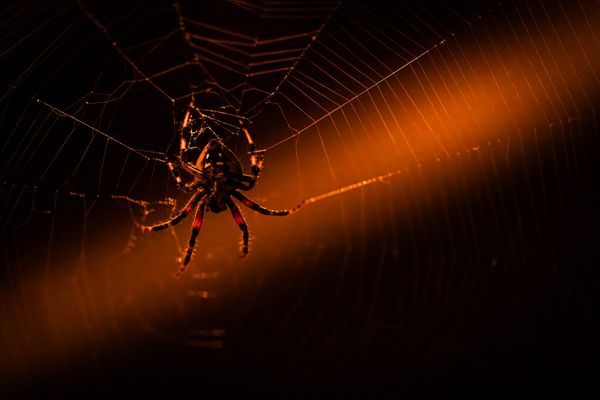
<box><xmin>1</xmin><ymin>0</ymin><xmax>599</xmax><ymax>396</ymax></box>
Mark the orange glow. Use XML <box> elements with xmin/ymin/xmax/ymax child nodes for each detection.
<box><xmin>267</xmin><ymin>3</ymin><xmax>600</xmax><ymax>200</ymax></box>
<box><xmin>2</xmin><ymin>2</ymin><xmax>599</xmax><ymax>389</ymax></box>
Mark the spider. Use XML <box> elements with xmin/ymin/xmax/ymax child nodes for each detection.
<box><xmin>140</xmin><ymin>100</ymin><xmax>292</xmax><ymax>277</ymax></box>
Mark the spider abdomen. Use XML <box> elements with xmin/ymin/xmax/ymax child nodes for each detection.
<box><xmin>208</xmin><ymin>192</ymin><xmax>229</xmax><ymax>213</ymax></box>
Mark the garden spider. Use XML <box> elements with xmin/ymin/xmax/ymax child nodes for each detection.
<box><xmin>140</xmin><ymin>100</ymin><xmax>291</xmax><ymax>277</ymax></box>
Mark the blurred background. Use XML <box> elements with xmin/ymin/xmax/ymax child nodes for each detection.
<box><xmin>1</xmin><ymin>0</ymin><xmax>599</xmax><ymax>395</ymax></box>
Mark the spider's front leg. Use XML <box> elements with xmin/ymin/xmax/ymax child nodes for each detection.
<box><xmin>167</xmin><ymin>157</ymin><xmax>205</xmax><ymax>193</ymax></box>
<box><xmin>168</xmin><ymin>100</ymin><xmax>205</xmax><ymax>193</ymax></box>
<box><xmin>179</xmin><ymin>99</ymin><xmax>203</xmax><ymax>157</ymax></box>
<box><xmin>239</xmin><ymin>119</ymin><xmax>265</xmax><ymax>190</ymax></box>
<box><xmin>167</xmin><ymin>157</ymin><xmax>192</xmax><ymax>192</ymax></box>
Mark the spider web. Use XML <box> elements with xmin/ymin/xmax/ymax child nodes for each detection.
<box><xmin>1</xmin><ymin>0</ymin><xmax>599</xmax><ymax>394</ymax></box>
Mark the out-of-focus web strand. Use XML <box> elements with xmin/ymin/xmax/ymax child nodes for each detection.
<box><xmin>76</xmin><ymin>0</ymin><xmax>174</xmax><ymax>103</ymax></box>
<box><xmin>35</xmin><ymin>99</ymin><xmax>164</xmax><ymax>162</ymax></box>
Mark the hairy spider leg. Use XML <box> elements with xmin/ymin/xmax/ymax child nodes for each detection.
<box><xmin>167</xmin><ymin>99</ymin><xmax>210</xmax><ymax>192</ymax></box>
<box><xmin>180</xmin><ymin>100</ymin><xmax>201</xmax><ymax>157</ymax></box>
<box><xmin>227</xmin><ymin>172</ymin><xmax>256</xmax><ymax>191</ymax></box>
<box><xmin>226</xmin><ymin>198</ymin><xmax>250</xmax><ymax>256</ymax></box>
<box><xmin>177</xmin><ymin>201</ymin><xmax>206</xmax><ymax>277</ymax></box>
<box><xmin>180</xmin><ymin>101</ymin><xmax>192</xmax><ymax>149</ymax></box>
<box><xmin>140</xmin><ymin>191</ymin><xmax>204</xmax><ymax>233</ymax></box>
<box><xmin>166</xmin><ymin>159</ymin><xmax>193</xmax><ymax>192</ymax></box>
<box><xmin>238</xmin><ymin>119</ymin><xmax>264</xmax><ymax>189</ymax></box>
<box><xmin>232</xmin><ymin>191</ymin><xmax>290</xmax><ymax>216</ymax></box>
<box><xmin>166</xmin><ymin>158</ymin><xmax>205</xmax><ymax>193</ymax></box>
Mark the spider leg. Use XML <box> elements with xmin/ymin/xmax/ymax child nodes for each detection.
<box><xmin>177</xmin><ymin>200</ymin><xmax>206</xmax><ymax>277</ymax></box>
<box><xmin>180</xmin><ymin>99</ymin><xmax>198</xmax><ymax>158</ymax></box>
<box><xmin>167</xmin><ymin>158</ymin><xmax>196</xmax><ymax>193</ymax></box>
<box><xmin>239</xmin><ymin>119</ymin><xmax>264</xmax><ymax>190</ymax></box>
<box><xmin>168</xmin><ymin>99</ymin><xmax>206</xmax><ymax>193</ymax></box>
<box><xmin>226</xmin><ymin>197</ymin><xmax>250</xmax><ymax>257</ymax></box>
<box><xmin>230</xmin><ymin>173</ymin><xmax>256</xmax><ymax>191</ymax></box>
<box><xmin>140</xmin><ymin>191</ymin><xmax>204</xmax><ymax>232</ymax></box>
<box><xmin>231</xmin><ymin>191</ymin><xmax>289</xmax><ymax>216</ymax></box>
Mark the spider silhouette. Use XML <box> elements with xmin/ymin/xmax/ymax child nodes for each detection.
<box><xmin>140</xmin><ymin>101</ymin><xmax>291</xmax><ymax>277</ymax></box>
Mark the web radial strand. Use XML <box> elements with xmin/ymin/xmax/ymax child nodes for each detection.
<box><xmin>0</xmin><ymin>0</ymin><xmax>599</xmax><ymax>390</ymax></box>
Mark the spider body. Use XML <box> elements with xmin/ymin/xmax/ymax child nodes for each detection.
<box><xmin>195</xmin><ymin>139</ymin><xmax>243</xmax><ymax>213</ymax></box>
<box><xmin>140</xmin><ymin>102</ymin><xmax>292</xmax><ymax>277</ymax></box>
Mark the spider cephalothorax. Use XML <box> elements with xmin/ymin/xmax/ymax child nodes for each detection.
<box><xmin>140</xmin><ymin>101</ymin><xmax>291</xmax><ymax>277</ymax></box>
<box><xmin>195</xmin><ymin>139</ymin><xmax>244</xmax><ymax>212</ymax></box>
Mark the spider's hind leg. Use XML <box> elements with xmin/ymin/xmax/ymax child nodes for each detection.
<box><xmin>231</xmin><ymin>191</ymin><xmax>289</xmax><ymax>216</ymax></box>
<box><xmin>139</xmin><ymin>192</ymin><xmax>204</xmax><ymax>232</ymax></box>
<box><xmin>226</xmin><ymin>197</ymin><xmax>250</xmax><ymax>257</ymax></box>
<box><xmin>177</xmin><ymin>201</ymin><xmax>206</xmax><ymax>278</ymax></box>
